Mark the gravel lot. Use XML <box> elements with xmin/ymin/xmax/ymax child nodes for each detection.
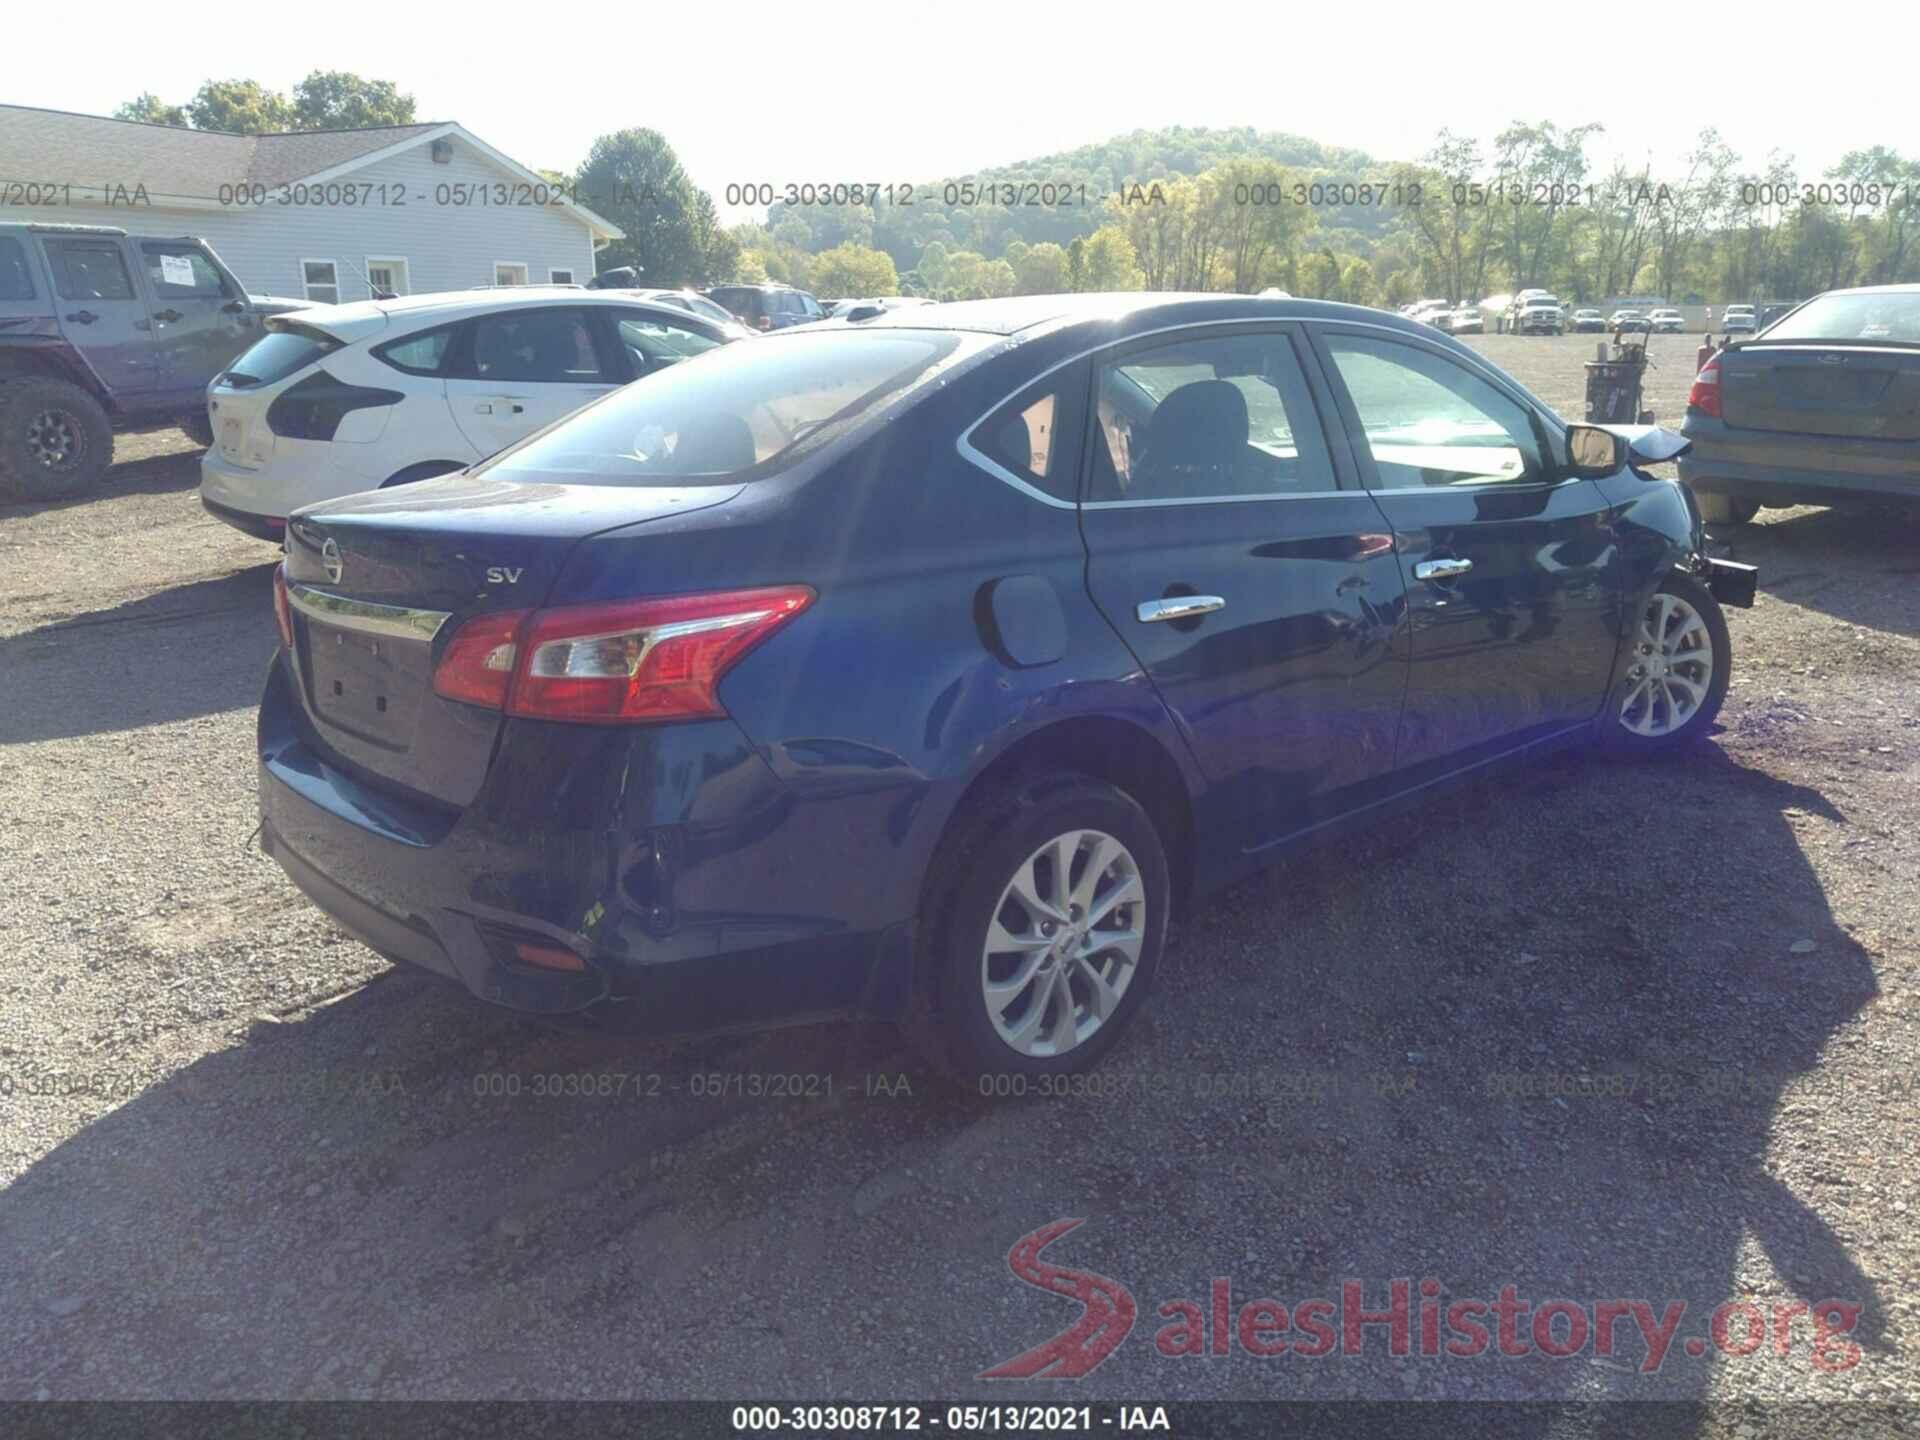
<box><xmin>2</xmin><ymin>333</ymin><xmax>1916</xmax><ymax>1413</ymax></box>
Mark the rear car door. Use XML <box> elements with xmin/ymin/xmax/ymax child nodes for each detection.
<box><xmin>1070</xmin><ymin>325</ymin><xmax>1409</xmax><ymax>848</ymax></box>
<box><xmin>37</xmin><ymin>235</ymin><xmax>156</xmax><ymax>395</ymax></box>
<box><xmin>443</xmin><ymin>306</ymin><xmax>621</xmax><ymax>457</ymax></box>
<box><xmin>1308</xmin><ymin>324</ymin><xmax>1621</xmax><ymax>774</ymax></box>
<box><xmin>135</xmin><ymin>240</ymin><xmax>254</xmax><ymax>404</ymax></box>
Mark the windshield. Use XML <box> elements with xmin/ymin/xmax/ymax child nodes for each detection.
<box><xmin>1763</xmin><ymin>290</ymin><xmax>1920</xmax><ymax>342</ymax></box>
<box><xmin>480</xmin><ymin>328</ymin><xmax>975</xmax><ymax>485</ymax></box>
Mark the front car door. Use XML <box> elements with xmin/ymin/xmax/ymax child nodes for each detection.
<box><xmin>605</xmin><ymin>308</ymin><xmax>727</xmax><ymax>382</ymax></box>
<box><xmin>443</xmin><ymin>306</ymin><xmax>622</xmax><ymax>458</ymax></box>
<box><xmin>135</xmin><ymin>240</ymin><xmax>253</xmax><ymax>405</ymax></box>
<box><xmin>37</xmin><ymin>236</ymin><xmax>156</xmax><ymax>397</ymax></box>
<box><xmin>1071</xmin><ymin>325</ymin><xmax>1409</xmax><ymax>852</ymax></box>
<box><xmin>1306</xmin><ymin>324</ymin><xmax>1621</xmax><ymax>775</ymax></box>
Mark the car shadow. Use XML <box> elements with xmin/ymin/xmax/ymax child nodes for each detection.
<box><xmin>0</xmin><ymin>564</ymin><xmax>278</xmax><ymax>744</ymax></box>
<box><xmin>0</xmin><ymin>434</ymin><xmax>204</xmax><ymax>520</ymax></box>
<box><xmin>0</xmin><ymin>741</ymin><xmax>1887</xmax><ymax>1409</ymax></box>
<box><xmin>1720</xmin><ymin>507</ymin><xmax>1920</xmax><ymax>637</ymax></box>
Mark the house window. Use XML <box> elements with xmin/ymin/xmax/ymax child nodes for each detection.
<box><xmin>549</xmin><ymin>268</ymin><xmax>576</xmax><ymax>285</ymax></box>
<box><xmin>494</xmin><ymin>262</ymin><xmax>529</xmax><ymax>287</ymax></box>
<box><xmin>302</xmin><ymin>259</ymin><xmax>340</xmax><ymax>305</ymax></box>
<box><xmin>365</xmin><ymin>257</ymin><xmax>410</xmax><ymax>297</ymax></box>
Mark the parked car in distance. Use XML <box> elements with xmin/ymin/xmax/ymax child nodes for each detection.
<box><xmin>257</xmin><ymin>292</ymin><xmax>1754</xmax><ymax>1079</ymax></box>
<box><xmin>1509</xmin><ymin>294</ymin><xmax>1565</xmax><ymax>335</ymax></box>
<box><xmin>1681</xmin><ymin>283</ymin><xmax>1920</xmax><ymax>522</ymax></box>
<box><xmin>1609</xmin><ymin>309</ymin><xmax>1650</xmax><ymax>332</ymax></box>
<box><xmin>1757</xmin><ymin>301</ymin><xmax>1802</xmax><ymax>331</ymax></box>
<box><xmin>631</xmin><ymin>288</ymin><xmax>752</xmax><ymax>333</ymax></box>
<box><xmin>706</xmin><ymin>283</ymin><xmax>825</xmax><ymax>331</ymax></box>
<box><xmin>1722</xmin><ymin>304</ymin><xmax>1758</xmax><ymax>335</ymax></box>
<box><xmin>825</xmin><ymin>296</ymin><xmax>937</xmax><ymax>319</ymax></box>
<box><xmin>1648</xmin><ymin>308</ymin><xmax>1686</xmax><ymax>334</ymax></box>
<box><xmin>1444</xmin><ymin>307</ymin><xmax>1484</xmax><ymax>334</ymax></box>
<box><xmin>1570</xmin><ymin>308</ymin><xmax>1607</xmax><ymax>333</ymax></box>
<box><xmin>0</xmin><ymin>221</ymin><xmax>303</xmax><ymax>499</ymax></box>
<box><xmin>199</xmin><ymin>288</ymin><xmax>735</xmax><ymax>540</ymax></box>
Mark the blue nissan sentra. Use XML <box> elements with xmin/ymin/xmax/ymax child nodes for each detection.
<box><xmin>259</xmin><ymin>293</ymin><xmax>1755</xmax><ymax>1078</ymax></box>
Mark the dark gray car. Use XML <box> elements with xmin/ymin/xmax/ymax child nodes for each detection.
<box><xmin>1679</xmin><ymin>284</ymin><xmax>1920</xmax><ymax>523</ymax></box>
<box><xmin>0</xmin><ymin>221</ymin><xmax>296</xmax><ymax>499</ymax></box>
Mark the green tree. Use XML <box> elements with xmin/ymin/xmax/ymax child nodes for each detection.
<box><xmin>811</xmin><ymin>243</ymin><xmax>900</xmax><ymax>297</ymax></box>
<box><xmin>1079</xmin><ymin>226</ymin><xmax>1143</xmax><ymax>290</ymax></box>
<box><xmin>1298</xmin><ymin>251</ymin><xmax>1340</xmax><ymax>299</ymax></box>
<box><xmin>1013</xmin><ymin>242</ymin><xmax>1070</xmax><ymax>294</ymax></box>
<box><xmin>290</xmin><ymin>72</ymin><xmax>416</xmax><ymax>130</ymax></box>
<box><xmin>576</xmin><ymin>129</ymin><xmax>725</xmax><ymax>287</ymax></box>
<box><xmin>187</xmin><ymin>79</ymin><xmax>293</xmax><ymax>134</ymax></box>
<box><xmin>1339</xmin><ymin>257</ymin><xmax>1377</xmax><ymax>306</ymax></box>
<box><xmin>114</xmin><ymin>93</ymin><xmax>190</xmax><ymax>128</ymax></box>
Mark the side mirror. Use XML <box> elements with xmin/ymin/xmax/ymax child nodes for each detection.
<box><xmin>1566</xmin><ymin>423</ymin><xmax>1626</xmax><ymax>476</ymax></box>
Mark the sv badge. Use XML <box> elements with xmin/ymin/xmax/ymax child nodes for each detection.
<box><xmin>485</xmin><ymin>566</ymin><xmax>524</xmax><ymax>585</ymax></box>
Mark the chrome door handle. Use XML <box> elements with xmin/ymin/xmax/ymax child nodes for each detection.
<box><xmin>1413</xmin><ymin>558</ymin><xmax>1473</xmax><ymax>581</ymax></box>
<box><xmin>1136</xmin><ymin>595</ymin><xmax>1226</xmax><ymax>624</ymax></box>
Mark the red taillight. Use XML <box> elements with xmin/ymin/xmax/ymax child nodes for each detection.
<box><xmin>272</xmin><ymin>564</ymin><xmax>294</xmax><ymax>651</ymax></box>
<box><xmin>509</xmin><ymin>586</ymin><xmax>814</xmax><ymax>723</ymax></box>
<box><xmin>431</xmin><ymin>609</ymin><xmax>528</xmax><ymax>709</ymax></box>
<box><xmin>1687</xmin><ymin>360</ymin><xmax>1722</xmax><ymax>418</ymax></box>
<box><xmin>429</xmin><ymin>586</ymin><xmax>813</xmax><ymax>724</ymax></box>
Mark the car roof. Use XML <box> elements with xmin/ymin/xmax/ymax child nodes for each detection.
<box><xmin>269</xmin><ymin>288</ymin><xmax>715</xmax><ymax>344</ymax></box>
<box><xmin>808</xmin><ymin>291</ymin><xmax>1456</xmax><ymax>341</ymax></box>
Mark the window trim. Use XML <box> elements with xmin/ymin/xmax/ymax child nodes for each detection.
<box><xmin>548</xmin><ymin>267</ymin><xmax>576</xmax><ymax>285</ymax></box>
<box><xmin>493</xmin><ymin>261</ymin><xmax>529</xmax><ymax>288</ymax></box>
<box><xmin>364</xmin><ymin>255</ymin><xmax>411</xmax><ymax>297</ymax></box>
<box><xmin>300</xmin><ymin>257</ymin><xmax>341</xmax><ymax>305</ymax></box>
<box><xmin>371</xmin><ymin>320</ymin><xmax>461</xmax><ymax>377</ymax></box>
<box><xmin>1306</xmin><ymin>323</ymin><xmax>1562</xmax><ymax>494</ymax></box>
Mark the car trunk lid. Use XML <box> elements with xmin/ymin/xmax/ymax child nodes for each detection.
<box><xmin>1718</xmin><ymin>343</ymin><xmax>1920</xmax><ymax>439</ymax></box>
<box><xmin>283</xmin><ymin>472</ymin><xmax>744</xmax><ymax>807</ymax></box>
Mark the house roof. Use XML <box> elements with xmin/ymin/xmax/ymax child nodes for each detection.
<box><xmin>0</xmin><ymin>105</ymin><xmax>622</xmax><ymax>241</ymax></box>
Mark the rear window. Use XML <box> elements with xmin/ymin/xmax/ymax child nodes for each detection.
<box><xmin>223</xmin><ymin>326</ymin><xmax>343</xmax><ymax>388</ymax></box>
<box><xmin>0</xmin><ymin>238</ymin><xmax>35</xmax><ymax>301</ymax></box>
<box><xmin>481</xmin><ymin>329</ymin><xmax>973</xmax><ymax>485</ymax></box>
<box><xmin>1763</xmin><ymin>290</ymin><xmax>1920</xmax><ymax>343</ymax></box>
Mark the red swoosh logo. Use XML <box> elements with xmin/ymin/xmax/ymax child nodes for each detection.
<box><xmin>979</xmin><ymin>1218</ymin><xmax>1136</xmax><ymax>1379</ymax></box>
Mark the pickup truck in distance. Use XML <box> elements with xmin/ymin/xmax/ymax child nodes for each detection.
<box><xmin>0</xmin><ymin>222</ymin><xmax>304</xmax><ymax>500</ymax></box>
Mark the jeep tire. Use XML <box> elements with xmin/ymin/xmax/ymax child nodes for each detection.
<box><xmin>0</xmin><ymin>378</ymin><xmax>113</xmax><ymax>501</ymax></box>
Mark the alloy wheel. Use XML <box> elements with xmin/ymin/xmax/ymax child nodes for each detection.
<box><xmin>1619</xmin><ymin>591</ymin><xmax>1715</xmax><ymax>737</ymax></box>
<box><xmin>980</xmin><ymin>829</ymin><xmax>1145</xmax><ymax>1059</ymax></box>
<box><xmin>25</xmin><ymin>408</ymin><xmax>81</xmax><ymax>469</ymax></box>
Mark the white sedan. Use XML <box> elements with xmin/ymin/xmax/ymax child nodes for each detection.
<box><xmin>1648</xmin><ymin>308</ymin><xmax>1687</xmax><ymax>333</ymax></box>
<box><xmin>198</xmin><ymin>289</ymin><xmax>737</xmax><ymax>540</ymax></box>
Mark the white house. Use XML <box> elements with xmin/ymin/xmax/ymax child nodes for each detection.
<box><xmin>0</xmin><ymin>104</ymin><xmax>623</xmax><ymax>304</ymax></box>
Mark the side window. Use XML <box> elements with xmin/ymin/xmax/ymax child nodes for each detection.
<box><xmin>467</xmin><ymin>308</ymin><xmax>606</xmax><ymax>383</ymax></box>
<box><xmin>968</xmin><ymin>362</ymin><xmax>1088</xmax><ymax>503</ymax></box>
<box><xmin>616</xmin><ymin>313</ymin><xmax>723</xmax><ymax>375</ymax></box>
<box><xmin>1088</xmin><ymin>332</ymin><xmax>1334</xmax><ymax>502</ymax></box>
<box><xmin>140</xmin><ymin>243</ymin><xmax>230</xmax><ymax>299</ymax></box>
<box><xmin>373</xmin><ymin>323</ymin><xmax>458</xmax><ymax>376</ymax></box>
<box><xmin>0</xmin><ymin>238</ymin><xmax>36</xmax><ymax>301</ymax></box>
<box><xmin>48</xmin><ymin>242</ymin><xmax>135</xmax><ymax>301</ymax></box>
<box><xmin>1323</xmin><ymin>334</ymin><xmax>1544</xmax><ymax>488</ymax></box>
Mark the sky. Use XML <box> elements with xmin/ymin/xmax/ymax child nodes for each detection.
<box><xmin>9</xmin><ymin>4</ymin><xmax>1917</xmax><ymax>226</ymax></box>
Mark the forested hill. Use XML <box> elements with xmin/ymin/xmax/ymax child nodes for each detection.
<box><xmin>766</xmin><ymin>125</ymin><xmax>1384</xmax><ymax>270</ymax></box>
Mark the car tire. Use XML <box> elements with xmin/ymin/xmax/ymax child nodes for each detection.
<box><xmin>0</xmin><ymin>377</ymin><xmax>113</xmax><ymax>501</ymax></box>
<box><xmin>1694</xmin><ymin>491</ymin><xmax>1760</xmax><ymax>526</ymax></box>
<box><xmin>1599</xmin><ymin>572</ymin><xmax>1732</xmax><ymax>756</ymax></box>
<box><xmin>179</xmin><ymin>412</ymin><xmax>215</xmax><ymax>448</ymax></box>
<box><xmin>910</xmin><ymin>772</ymin><xmax>1170</xmax><ymax>1084</ymax></box>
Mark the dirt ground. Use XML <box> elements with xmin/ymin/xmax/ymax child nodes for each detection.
<box><xmin>2</xmin><ymin>333</ymin><xmax>1917</xmax><ymax>1419</ymax></box>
